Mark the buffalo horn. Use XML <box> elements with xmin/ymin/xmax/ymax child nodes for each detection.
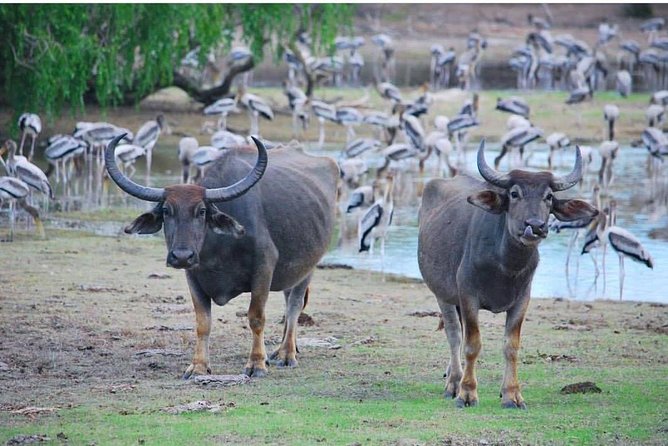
<box><xmin>204</xmin><ymin>136</ymin><xmax>269</xmax><ymax>202</ymax></box>
<box><xmin>551</xmin><ymin>146</ymin><xmax>583</xmax><ymax>191</ymax></box>
<box><xmin>476</xmin><ymin>139</ymin><xmax>511</xmax><ymax>188</ymax></box>
<box><xmin>104</xmin><ymin>134</ymin><xmax>165</xmax><ymax>202</ymax></box>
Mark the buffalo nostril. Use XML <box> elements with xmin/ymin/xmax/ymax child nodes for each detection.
<box><xmin>169</xmin><ymin>249</ymin><xmax>195</xmax><ymax>265</ymax></box>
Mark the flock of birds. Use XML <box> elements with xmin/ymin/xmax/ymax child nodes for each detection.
<box><xmin>2</xmin><ymin>14</ymin><xmax>667</xmax><ymax>300</ymax></box>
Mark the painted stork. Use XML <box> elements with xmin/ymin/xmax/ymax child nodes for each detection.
<box><xmin>311</xmin><ymin>100</ymin><xmax>338</xmax><ymax>147</ymax></box>
<box><xmin>203</xmin><ymin>97</ymin><xmax>238</xmax><ymax>130</ymax></box>
<box><xmin>177</xmin><ymin>137</ymin><xmax>199</xmax><ymax>184</ymax></box>
<box><xmin>239</xmin><ymin>90</ymin><xmax>274</xmax><ymax>136</ymax></box>
<box><xmin>346</xmin><ymin>184</ymin><xmax>375</xmax><ymax>213</ymax></box>
<box><xmin>603</xmin><ymin>104</ymin><xmax>619</xmax><ymax>141</ymax></box>
<box><xmin>401</xmin><ymin>113</ymin><xmax>425</xmax><ymax>152</ymax></box>
<box><xmin>134</xmin><ymin>114</ymin><xmax>168</xmax><ymax>185</ymax></box>
<box><xmin>0</xmin><ymin>176</ymin><xmax>43</xmax><ymax>241</ymax></box>
<box><xmin>336</xmin><ymin>107</ymin><xmax>364</xmax><ymax>143</ymax></box>
<box><xmin>546</xmin><ymin>132</ymin><xmax>570</xmax><ymax>169</ymax></box>
<box><xmin>616</xmin><ymin>71</ymin><xmax>632</xmax><ymax>97</ymax></box>
<box><xmin>507</xmin><ymin>115</ymin><xmax>531</xmax><ymax>131</ymax></box>
<box><xmin>0</xmin><ymin>140</ymin><xmax>53</xmax><ymax>199</ymax></box>
<box><xmin>283</xmin><ymin>82</ymin><xmax>309</xmax><ymax>137</ymax></box>
<box><xmin>650</xmin><ymin>90</ymin><xmax>668</xmax><ymax>106</ymax></box>
<box><xmin>495</xmin><ymin>97</ymin><xmax>530</xmax><ymax>117</ymax></box>
<box><xmin>358</xmin><ymin>174</ymin><xmax>395</xmax><ymax>255</ymax></box>
<box><xmin>17</xmin><ymin>113</ymin><xmax>42</xmax><ymax>161</ymax></box>
<box><xmin>376</xmin><ymin>81</ymin><xmax>402</xmax><ymax>103</ymax></box>
<box><xmin>114</xmin><ymin>144</ymin><xmax>146</xmax><ymax>179</ymax></box>
<box><xmin>494</xmin><ymin>125</ymin><xmax>543</xmax><ymax>169</ymax></box>
<box><xmin>211</xmin><ymin>129</ymin><xmax>246</xmax><ymax>150</ymax></box>
<box><xmin>339</xmin><ymin>158</ymin><xmax>368</xmax><ymax>190</ymax></box>
<box><xmin>645</xmin><ymin>104</ymin><xmax>665</xmax><ymax>128</ymax></box>
<box><xmin>344</xmin><ymin>138</ymin><xmax>382</xmax><ymax>159</ymax></box>
<box><xmin>44</xmin><ymin>135</ymin><xmax>86</xmax><ymax>196</ymax></box>
<box><xmin>191</xmin><ymin>145</ymin><xmax>224</xmax><ymax>179</ymax></box>
<box><xmin>597</xmin><ymin>140</ymin><xmax>619</xmax><ymax>191</ymax></box>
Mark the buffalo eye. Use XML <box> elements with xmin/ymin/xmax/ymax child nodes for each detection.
<box><xmin>198</xmin><ymin>207</ymin><xmax>206</xmax><ymax>218</ymax></box>
<box><xmin>545</xmin><ymin>192</ymin><xmax>554</xmax><ymax>202</ymax></box>
<box><xmin>162</xmin><ymin>206</ymin><xmax>170</xmax><ymax>216</ymax></box>
<box><xmin>510</xmin><ymin>190</ymin><xmax>520</xmax><ymax>199</ymax></box>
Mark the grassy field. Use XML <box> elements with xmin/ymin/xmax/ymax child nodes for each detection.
<box><xmin>0</xmin><ymin>229</ymin><xmax>666</xmax><ymax>445</ymax></box>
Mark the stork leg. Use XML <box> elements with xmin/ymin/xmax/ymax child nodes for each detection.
<box><xmin>436</xmin><ymin>302</ymin><xmax>463</xmax><ymax>399</ymax></box>
<box><xmin>318</xmin><ymin>118</ymin><xmax>326</xmax><ymax>148</ymax></box>
<box><xmin>494</xmin><ymin>145</ymin><xmax>509</xmax><ymax>170</ymax></box>
<box><xmin>456</xmin><ymin>299</ymin><xmax>481</xmax><ymax>408</ymax></box>
<box><xmin>501</xmin><ymin>296</ymin><xmax>529</xmax><ymax>409</ymax></box>
<box><xmin>218</xmin><ymin>114</ymin><xmax>227</xmax><ymax>131</ymax></box>
<box><xmin>618</xmin><ymin>255</ymin><xmax>625</xmax><ymax>301</ymax></box>
<box><xmin>269</xmin><ymin>274</ymin><xmax>312</xmax><ymax>368</ymax></box>
<box><xmin>145</xmin><ymin>148</ymin><xmax>153</xmax><ymax>186</ymax></box>
<box><xmin>182</xmin><ymin>273</ymin><xmax>212</xmax><ymax>379</ymax></box>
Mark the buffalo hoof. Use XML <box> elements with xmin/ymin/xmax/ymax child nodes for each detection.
<box><xmin>243</xmin><ymin>365</ymin><xmax>268</xmax><ymax>378</ymax></box>
<box><xmin>268</xmin><ymin>351</ymin><xmax>298</xmax><ymax>368</ymax></box>
<box><xmin>502</xmin><ymin>401</ymin><xmax>527</xmax><ymax>410</ymax></box>
<box><xmin>455</xmin><ymin>397</ymin><xmax>478</xmax><ymax>409</ymax></box>
<box><xmin>182</xmin><ymin>363</ymin><xmax>211</xmax><ymax>380</ymax></box>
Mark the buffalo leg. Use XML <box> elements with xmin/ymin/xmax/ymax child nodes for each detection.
<box><xmin>500</xmin><ymin>296</ymin><xmax>529</xmax><ymax>409</ymax></box>
<box><xmin>244</xmin><ymin>288</ymin><xmax>270</xmax><ymax>377</ymax></box>
<box><xmin>183</xmin><ymin>273</ymin><xmax>212</xmax><ymax>379</ymax></box>
<box><xmin>456</xmin><ymin>300</ymin><xmax>481</xmax><ymax>408</ymax></box>
<box><xmin>269</xmin><ymin>273</ymin><xmax>312</xmax><ymax>368</ymax></box>
<box><xmin>437</xmin><ymin>301</ymin><xmax>463</xmax><ymax>399</ymax></box>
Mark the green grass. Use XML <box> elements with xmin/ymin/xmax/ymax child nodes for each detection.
<box><xmin>2</xmin><ymin>360</ymin><xmax>665</xmax><ymax>445</ymax></box>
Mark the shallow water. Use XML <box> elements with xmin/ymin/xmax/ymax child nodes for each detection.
<box><xmin>317</xmin><ymin>142</ymin><xmax>668</xmax><ymax>303</ymax></box>
<box><xmin>31</xmin><ymin>139</ymin><xmax>668</xmax><ymax>303</ymax></box>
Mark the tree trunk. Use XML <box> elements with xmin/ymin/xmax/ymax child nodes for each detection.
<box><xmin>172</xmin><ymin>57</ymin><xmax>255</xmax><ymax>104</ymax></box>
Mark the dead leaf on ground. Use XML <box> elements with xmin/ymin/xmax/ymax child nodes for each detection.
<box><xmin>279</xmin><ymin>312</ymin><xmax>316</xmax><ymax>327</ymax></box>
<box><xmin>109</xmin><ymin>384</ymin><xmax>137</xmax><ymax>394</ymax></box>
<box><xmin>147</xmin><ymin>273</ymin><xmax>172</xmax><ymax>279</ymax></box>
<box><xmin>77</xmin><ymin>284</ymin><xmax>120</xmax><ymax>293</ymax></box>
<box><xmin>352</xmin><ymin>336</ymin><xmax>377</xmax><ymax>346</ymax></box>
<box><xmin>296</xmin><ymin>337</ymin><xmax>341</xmax><ymax>349</ymax></box>
<box><xmin>9</xmin><ymin>407</ymin><xmax>58</xmax><ymax>418</ymax></box>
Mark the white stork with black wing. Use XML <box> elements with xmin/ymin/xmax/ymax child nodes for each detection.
<box><xmin>358</xmin><ymin>175</ymin><xmax>395</xmax><ymax>256</ymax></box>
<box><xmin>0</xmin><ymin>140</ymin><xmax>53</xmax><ymax>199</ymax></box>
<box><xmin>311</xmin><ymin>100</ymin><xmax>338</xmax><ymax>148</ymax></box>
<box><xmin>204</xmin><ymin>97</ymin><xmax>238</xmax><ymax>130</ymax></box>
<box><xmin>17</xmin><ymin>113</ymin><xmax>42</xmax><ymax>161</ymax></box>
<box><xmin>240</xmin><ymin>91</ymin><xmax>274</xmax><ymax>136</ymax></box>
<box><xmin>0</xmin><ymin>176</ymin><xmax>43</xmax><ymax>241</ymax></box>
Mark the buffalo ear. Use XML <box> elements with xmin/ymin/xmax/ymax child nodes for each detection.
<box><xmin>552</xmin><ymin>198</ymin><xmax>599</xmax><ymax>222</ymax></box>
<box><xmin>467</xmin><ymin>190</ymin><xmax>507</xmax><ymax>214</ymax></box>
<box><xmin>208</xmin><ymin>204</ymin><xmax>245</xmax><ymax>238</ymax></box>
<box><xmin>124</xmin><ymin>206</ymin><xmax>163</xmax><ymax>234</ymax></box>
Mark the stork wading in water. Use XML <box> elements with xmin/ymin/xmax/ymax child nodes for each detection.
<box><xmin>603</xmin><ymin>104</ymin><xmax>619</xmax><ymax>141</ymax></box>
<box><xmin>311</xmin><ymin>100</ymin><xmax>338</xmax><ymax>148</ymax></box>
<box><xmin>0</xmin><ymin>140</ymin><xmax>53</xmax><ymax>201</ymax></box>
<box><xmin>0</xmin><ymin>176</ymin><xmax>44</xmax><ymax>241</ymax></box>
<box><xmin>584</xmin><ymin>200</ymin><xmax>654</xmax><ymax>300</ymax></box>
<box><xmin>44</xmin><ymin>135</ymin><xmax>87</xmax><ymax>198</ymax></box>
<box><xmin>203</xmin><ymin>97</ymin><xmax>238</xmax><ymax>131</ymax></box>
<box><xmin>546</xmin><ymin>132</ymin><xmax>570</xmax><ymax>169</ymax></box>
<box><xmin>18</xmin><ymin>113</ymin><xmax>42</xmax><ymax>161</ymax></box>
<box><xmin>358</xmin><ymin>174</ymin><xmax>395</xmax><ymax>256</ymax></box>
<box><xmin>239</xmin><ymin>89</ymin><xmax>274</xmax><ymax>137</ymax></box>
<box><xmin>134</xmin><ymin>114</ymin><xmax>168</xmax><ymax>186</ymax></box>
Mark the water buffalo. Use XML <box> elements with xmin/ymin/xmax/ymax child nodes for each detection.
<box><xmin>418</xmin><ymin>141</ymin><xmax>598</xmax><ymax>409</ymax></box>
<box><xmin>105</xmin><ymin>135</ymin><xmax>338</xmax><ymax>378</ymax></box>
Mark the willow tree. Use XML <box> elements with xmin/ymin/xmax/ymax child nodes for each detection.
<box><xmin>0</xmin><ymin>4</ymin><xmax>354</xmax><ymax>116</ymax></box>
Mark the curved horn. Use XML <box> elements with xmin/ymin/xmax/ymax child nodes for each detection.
<box><xmin>476</xmin><ymin>139</ymin><xmax>511</xmax><ymax>188</ymax></box>
<box><xmin>104</xmin><ymin>133</ymin><xmax>164</xmax><ymax>202</ymax></box>
<box><xmin>551</xmin><ymin>146</ymin><xmax>583</xmax><ymax>191</ymax></box>
<box><xmin>204</xmin><ymin>136</ymin><xmax>268</xmax><ymax>202</ymax></box>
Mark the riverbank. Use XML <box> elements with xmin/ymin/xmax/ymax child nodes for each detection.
<box><xmin>0</xmin><ymin>230</ymin><xmax>666</xmax><ymax>445</ymax></box>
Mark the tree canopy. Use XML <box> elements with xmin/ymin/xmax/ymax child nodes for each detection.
<box><xmin>0</xmin><ymin>4</ymin><xmax>354</xmax><ymax>117</ymax></box>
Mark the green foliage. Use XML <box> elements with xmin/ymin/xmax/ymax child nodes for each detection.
<box><xmin>0</xmin><ymin>4</ymin><xmax>354</xmax><ymax>118</ymax></box>
<box><xmin>623</xmin><ymin>3</ymin><xmax>653</xmax><ymax>19</ymax></box>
